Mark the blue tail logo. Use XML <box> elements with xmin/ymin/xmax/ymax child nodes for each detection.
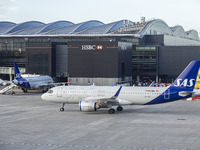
<box><xmin>173</xmin><ymin>79</ymin><xmax>195</xmax><ymax>87</ymax></box>
<box><xmin>14</xmin><ymin>61</ymin><xmax>22</xmax><ymax>79</ymax></box>
<box><xmin>146</xmin><ymin>61</ymin><xmax>200</xmax><ymax>105</ymax></box>
<box><xmin>170</xmin><ymin>61</ymin><xmax>200</xmax><ymax>91</ymax></box>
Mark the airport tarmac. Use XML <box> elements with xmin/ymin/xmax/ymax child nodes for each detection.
<box><xmin>1</xmin><ymin>90</ymin><xmax>200</xmax><ymax>150</ymax></box>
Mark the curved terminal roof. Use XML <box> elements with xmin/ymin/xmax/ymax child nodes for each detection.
<box><xmin>6</xmin><ymin>21</ymin><xmax>44</xmax><ymax>34</ymax></box>
<box><xmin>47</xmin><ymin>20</ymin><xmax>104</xmax><ymax>35</ymax></box>
<box><xmin>0</xmin><ymin>21</ymin><xmax>16</xmax><ymax>27</ymax></box>
<box><xmin>0</xmin><ymin>19</ymin><xmax>199</xmax><ymax>40</ymax></box>
<box><xmin>13</xmin><ymin>21</ymin><xmax>74</xmax><ymax>35</ymax></box>
<box><xmin>135</xmin><ymin>19</ymin><xmax>199</xmax><ymax>40</ymax></box>
<box><xmin>139</xmin><ymin>19</ymin><xmax>173</xmax><ymax>36</ymax></box>
<box><xmin>186</xmin><ymin>30</ymin><xmax>199</xmax><ymax>40</ymax></box>
<box><xmin>81</xmin><ymin>20</ymin><xmax>133</xmax><ymax>34</ymax></box>
<box><xmin>170</xmin><ymin>25</ymin><xmax>185</xmax><ymax>38</ymax></box>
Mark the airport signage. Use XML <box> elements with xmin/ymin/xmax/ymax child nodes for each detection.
<box><xmin>82</xmin><ymin>45</ymin><xmax>103</xmax><ymax>50</ymax></box>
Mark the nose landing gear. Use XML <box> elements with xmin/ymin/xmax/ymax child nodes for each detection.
<box><xmin>60</xmin><ymin>103</ymin><xmax>65</xmax><ymax>112</ymax></box>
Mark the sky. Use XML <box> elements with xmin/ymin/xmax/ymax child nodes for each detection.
<box><xmin>0</xmin><ymin>0</ymin><xmax>199</xmax><ymax>33</ymax></box>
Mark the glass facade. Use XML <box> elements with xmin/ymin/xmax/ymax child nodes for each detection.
<box><xmin>28</xmin><ymin>53</ymin><xmax>49</xmax><ymax>75</ymax></box>
<box><xmin>0</xmin><ymin>38</ymin><xmax>25</xmax><ymax>67</ymax></box>
<box><xmin>132</xmin><ymin>46</ymin><xmax>158</xmax><ymax>82</ymax></box>
<box><xmin>0</xmin><ymin>36</ymin><xmax>137</xmax><ymax>68</ymax></box>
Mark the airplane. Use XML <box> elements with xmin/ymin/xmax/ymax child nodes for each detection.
<box><xmin>13</xmin><ymin>61</ymin><xmax>54</xmax><ymax>93</ymax></box>
<box><xmin>41</xmin><ymin>60</ymin><xmax>200</xmax><ymax>114</ymax></box>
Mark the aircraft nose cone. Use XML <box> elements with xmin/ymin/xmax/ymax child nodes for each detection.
<box><xmin>41</xmin><ymin>93</ymin><xmax>47</xmax><ymax>100</ymax></box>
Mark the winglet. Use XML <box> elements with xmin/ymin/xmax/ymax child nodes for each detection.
<box><xmin>112</xmin><ymin>86</ymin><xmax>122</xmax><ymax>99</ymax></box>
<box><xmin>149</xmin><ymin>81</ymin><xmax>155</xmax><ymax>87</ymax></box>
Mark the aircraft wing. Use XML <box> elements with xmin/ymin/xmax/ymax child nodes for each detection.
<box><xmin>83</xmin><ymin>86</ymin><xmax>122</xmax><ymax>106</ymax></box>
<box><xmin>49</xmin><ymin>82</ymin><xmax>67</xmax><ymax>86</ymax></box>
<box><xmin>34</xmin><ymin>81</ymin><xmax>63</xmax><ymax>89</ymax></box>
<box><xmin>34</xmin><ymin>83</ymin><xmax>50</xmax><ymax>89</ymax></box>
<box><xmin>36</xmin><ymin>82</ymin><xmax>69</xmax><ymax>89</ymax></box>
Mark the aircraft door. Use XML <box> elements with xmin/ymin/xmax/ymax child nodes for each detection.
<box><xmin>57</xmin><ymin>87</ymin><xmax>63</xmax><ymax>97</ymax></box>
<box><xmin>164</xmin><ymin>89</ymin><xmax>170</xmax><ymax>99</ymax></box>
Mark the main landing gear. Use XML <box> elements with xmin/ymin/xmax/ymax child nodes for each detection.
<box><xmin>22</xmin><ymin>88</ymin><xmax>28</xmax><ymax>93</ymax></box>
<box><xmin>60</xmin><ymin>103</ymin><xmax>65</xmax><ymax>112</ymax></box>
<box><xmin>108</xmin><ymin>106</ymin><xmax>123</xmax><ymax>114</ymax></box>
<box><xmin>108</xmin><ymin>108</ymin><xmax>115</xmax><ymax>114</ymax></box>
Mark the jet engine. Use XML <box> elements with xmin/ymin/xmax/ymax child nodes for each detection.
<box><xmin>79</xmin><ymin>100</ymin><xmax>98</xmax><ymax>112</ymax></box>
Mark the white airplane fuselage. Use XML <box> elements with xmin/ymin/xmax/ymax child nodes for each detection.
<box><xmin>25</xmin><ymin>76</ymin><xmax>53</xmax><ymax>89</ymax></box>
<box><xmin>42</xmin><ymin>86</ymin><xmax>168</xmax><ymax>105</ymax></box>
<box><xmin>13</xmin><ymin>75</ymin><xmax>53</xmax><ymax>90</ymax></box>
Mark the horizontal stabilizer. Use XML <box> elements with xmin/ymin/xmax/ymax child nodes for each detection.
<box><xmin>179</xmin><ymin>91</ymin><xmax>194</xmax><ymax>97</ymax></box>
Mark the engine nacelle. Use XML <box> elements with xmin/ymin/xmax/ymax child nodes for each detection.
<box><xmin>79</xmin><ymin>100</ymin><xmax>97</xmax><ymax>112</ymax></box>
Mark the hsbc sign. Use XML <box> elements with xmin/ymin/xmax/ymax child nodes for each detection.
<box><xmin>82</xmin><ymin>45</ymin><xmax>103</xmax><ymax>50</ymax></box>
<box><xmin>82</xmin><ymin>45</ymin><xmax>96</xmax><ymax>50</ymax></box>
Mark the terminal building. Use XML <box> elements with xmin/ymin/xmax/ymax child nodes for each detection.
<box><xmin>0</xmin><ymin>17</ymin><xmax>200</xmax><ymax>85</ymax></box>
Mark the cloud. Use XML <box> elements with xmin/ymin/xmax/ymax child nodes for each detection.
<box><xmin>0</xmin><ymin>6</ymin><xmax>19</xmax><ymax>11</ymax></box>
<box><xmin>0</xmin><ymin>0</ymin><xmax>20</xmax><ymax>21</ymax></box>
<box><xmin>0</xmin><ymin>0</ymin><xmax>19</xmax><ymax>11</ymax></box>
<box><xmin>0</xmin><ymin>14</ymin><xmax>6</xmax><ymax>20</ymax></box>
<box><xmin>9</xmin><ymin>0</ymin><xmax>17</xmax><ymax>2</ymax></box>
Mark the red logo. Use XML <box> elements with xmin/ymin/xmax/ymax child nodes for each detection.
<box><xmin>96</xmin><ymin>45</ymin><xmax>103</xmax><ymax>50</ymax></box>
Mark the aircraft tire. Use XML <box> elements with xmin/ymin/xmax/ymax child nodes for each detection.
<box><xmin>108</xmin><ymin>108</ymin><xmax>115</xmax><ymax>114</ymax></box>
<box><xmin>117</xmin><ymin>106</ymin><xmax>123</xmax><ymax>111</ymax></box>
<box><xmin>60</xmin><ymin>108</ymin><xmax>64</xmax><ymax>112</ymax></box>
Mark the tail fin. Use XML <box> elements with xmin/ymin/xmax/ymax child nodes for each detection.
<box><xmin>170</xmin><ymin>61</ymin><xmax>200</xmax><ymax>91</ymax></box>
<box><xmin>146</xmin><ymin>61</ymin><xmax>200</xmax><ymax>105</ymax></box>
<box><xmin>14</xmin><ymin>61</ymin><xmax>22</xmax><ymax>79</ymax></box>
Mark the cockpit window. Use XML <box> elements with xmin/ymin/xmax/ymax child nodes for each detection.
<box><xmin>48</xmin><ymin>90</ymin><xmax>53</xmax><ymax>94</ymax></box>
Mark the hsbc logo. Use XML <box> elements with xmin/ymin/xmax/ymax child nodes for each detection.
<box><xmin>96</xmin><ymin>45</ymin><xmax>103</xmax><ymax>50</ymax></box>
<box><xmin>174</xmin><ymin>79</ymin><xmax>195</xmax><ymax>87</ymax></box>
<box><xmin>82</xmin><ymin>45</ymin><xmax>103</xmax><ymax>50</ymax></box>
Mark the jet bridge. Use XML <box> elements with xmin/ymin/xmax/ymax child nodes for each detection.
<box><xmin>0</xmin><ymin>67</ymin><xmax>25</xmax><ymax>81</ymax></box>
